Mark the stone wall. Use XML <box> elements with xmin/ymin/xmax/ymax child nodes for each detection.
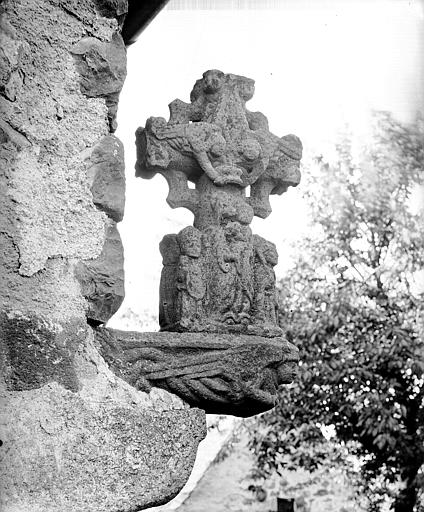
<box><xmin>0</xmin><ymin>1</ymin><xmax>206</xmax><ymax>510</ymax></box>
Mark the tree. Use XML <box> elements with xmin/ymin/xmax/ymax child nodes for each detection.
<box><xmin>247</xmin><ymin>112</ymin><xmax>424</xmax><ymax>511</ymax></box>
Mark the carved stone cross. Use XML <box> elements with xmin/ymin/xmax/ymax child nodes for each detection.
<box><xmin>96</xmin><ymin>70</ymin><xmax>302</xmax><ymax>417</ymax></box>
<box><xmin>136</xmin><ymin>69</ymin><xmax>302</xmax><ymax>336</ymax></box>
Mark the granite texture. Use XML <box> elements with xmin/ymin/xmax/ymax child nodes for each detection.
<box><xmin>136</xmin><ymin>70</ymin><xmax>302</xmax><ymax>337</ymax></box>
<box><xmin>0</xmin><ymin>1</ymin><xmax>206</xmax><ymax>510</ymax></box>
<box><xmin>0</xmin><ymin>0</ymin><xmax>110</xmax><ymax>278</ymax></box>
<box><xmin>127</xmin><ymin>70</ymin><xmax>303</xmax><ymax>418</ymax></box>
<box><xmin>96</xmin><ymin>328</ymin><xmax>299</xmax><ymax>417</ymax></box>
<box><xmin>87</xmin><ymin>134</ymin><xmax>126</xmax><ymax>222</ymax></box>
<box><xmin>75</xmin><ymin>221</ymin><xmax>125</xmax><ymax>325</ymax></box>
<box><xmin>0</xmin><ymin>311</ymin><xmax>84</xmax><ymax>392</ymax></box>
<box><xmin>0</xmin><ymin>382</ymin><xmax>206</xmax><ymax>512</ymax></box>
<box><xmin>71</xmin><ymin>33</ymin><xmax>127</xmax><ymax>131</ymax></box>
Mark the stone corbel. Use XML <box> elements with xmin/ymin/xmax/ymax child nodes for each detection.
<box><xmin>96</xmin><ymin>328</ymin><xmax>298</xmax><ymax>417</ymax></box>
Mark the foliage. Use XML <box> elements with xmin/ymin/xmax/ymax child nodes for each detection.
<box><xmin>247</xmin><ymin>112</ymin><xmax>424</xmax><ymax>511</ymax></box>
<box><xmin>109</xmin><ymin>306</ymin><xmax>158</xmax><ymax>331</ymax></box>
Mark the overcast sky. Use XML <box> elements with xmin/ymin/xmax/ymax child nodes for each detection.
<box><xmin>112</xmin><ymin>0</ymin><xmax>424</xmax><ymax>326</ymax></box>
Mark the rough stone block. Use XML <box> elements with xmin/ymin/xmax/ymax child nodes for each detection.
<box><xmin>0</xmin><ymin>383</ymin><xmax>206</xmax><ymax>512</ymax></box>
<box><xmin>72</xmin><ymin>33</ymin><xmax>127</xmax><ymax>131</ymax></box>
<box><xmin>94</xmin><ymin>0</ymin><xmax>128</xmax><ymax>25</ymax></box>
<box><xmin>0</xmin><ymin>0</ymin><xmax>109</xmax><ymax>278</ymax></box>
<box><xmin>0</xmin><ymin>311</ymin><xmax>85</xmax><ymax>392</ymax></box>
<box><xmin>0</xmin><ymin>14</ymin><xmax>25</xmax><ymax>101</ymax></box>
<box><xmin>75</xmin><ymin>221</ymin><xmax>125</xmax><ymax>325</ymax></box>
<box><xmin>87</xmin><ymin>134</ymin><xmax>126</xmax><ymax>222</ymax></box>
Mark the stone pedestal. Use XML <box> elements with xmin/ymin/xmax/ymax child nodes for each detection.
<box><xmin>159</xmin><ymin>222</ymin><xmax>281</xmax><ymax>337</ymax></box>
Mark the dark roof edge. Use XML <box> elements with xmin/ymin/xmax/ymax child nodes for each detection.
<box><xmin>122</xmin><ymin>0</ymin><xmax>170</xmax><ymax>46</ymax></box>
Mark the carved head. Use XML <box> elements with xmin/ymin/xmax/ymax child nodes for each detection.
<box><xmin>177</xmin><ymin>226</ymin><xmax>202</xmax><ymax>258</ymax></box>
<box><xmin>190</xmin><ymin>70</ymin><xmax>255</xmax><ymax>108</ymax></box>
<box><xmin>267</xmin><ymin>134</ymin><xmax>303</xmax><ymax>194</ymax></box>
<box><xmin>279</xmin><ymin>134</ymin><xmax>302</xmax><ymax>160</ymax></box>
<box><xmin>235</xmin><ymin>75</ymin><xmax>255</xmax><ymax>102</ymax></box>
<box><xmin>203</xmin><ymin>69</ymin><xmax>225</xmax><ymax>94</ymax></box>
<box><xmin>264</xmin><ymin>241</ymin><xmax>278</xmax><ymax>266</ymax></box>
<box><xmin>224</xmin><ymin>222</ymin><xmax>251</xmax><ymax>242</ymax></box>
<box><xmin>217</xmin><ymin>193</ymin><xmax>254</xmax><ymax>226</ymax></box>
<box><xmin>190</xmin><ymin>69</ymin><xmax>225</xmax><ymax>102</ymax></box>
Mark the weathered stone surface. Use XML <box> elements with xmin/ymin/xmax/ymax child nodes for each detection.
<box><xmin>94</xmin><ymin>0</ymin><xmax>128</xmax><ymax>26</ymax></box>
<box><xmin>75</xmin><ymin>221</ymin><xmax>125</xmax><ymax>325</ymax></box>
<box><xmin>47</xmin><ymin>0</ymin><xmax>124</xmax><ymax>38</ymax></box>
<box><xmin>72</xmin><ymin>33</ymin><xmax>127</xmax><ymax>131</ymax></box>
<box><xmin>1</xmin><ymin>1</ymin><xmax>203</xmax><ymax>511</ymax></box>
<box><xmin>96</xmin><ymin>327</ymin><xmax>299</xmax><ymax>417</ymax></box>
<box><xmin>136</xmin><ymin>70</ymin><xmax>302</xmax><ymax>218</ymax></box>
<box><xmin>0</xmin><ymin>14</ymin><xmax>26</xmax><ymax>101</ymax></box>
<box><xmin>0</xmin><ymin>382</ymin><xmax>206</xmax><ymax>512</ymax></box>
<box><xmin>0</xmin><ymin>311</ymin><xmax>84</xmax><ymax>392</ymax></box>
<box><xmin>87</xmin><ymin>134</ymin><xmax>126</xmax><ymax>222</ymax></box>
<box><xmin>136</xmin><ymin>70</ymin><xmax>302</xmax><ymax>337</ymax></box>
<box><xmin>158</xmin><ymin>225</ymin><xmax>282</xmax><ymax>336</ymax></box>
<box><xmin>0</xmin><ymin>117</ymin><xmax>30</xmax><ymax>149</ymax></box>
<box><xmin>1</xmin><ymin>0</ymin><xmax>109</xmax><ymax>277</ymax></box>
<box><xmin>129</xmin><ymin>70</ymin><xmax>302</xmax><ymax>418</ymax></box>
<box><xmin>0</xmin><ymin>232</ymin><xmax>87</xmax><ymax>322</ymax></box>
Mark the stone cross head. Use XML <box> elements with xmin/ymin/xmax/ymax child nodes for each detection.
<box><xmin>136</xmin><ymin>69</ymin><xmax>302</xmax><ymax>224</ymax></box>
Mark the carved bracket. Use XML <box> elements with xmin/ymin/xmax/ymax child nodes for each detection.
<box><xmin>95</xmin><ymin>328</ymin><xmax>299</xmax><ymax>417</ymax></box>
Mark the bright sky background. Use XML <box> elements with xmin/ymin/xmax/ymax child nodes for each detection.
<box><xmin>111</xmin><ymin>0</ymin><xmax>424</xmax><ymax>327</ymax></box>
